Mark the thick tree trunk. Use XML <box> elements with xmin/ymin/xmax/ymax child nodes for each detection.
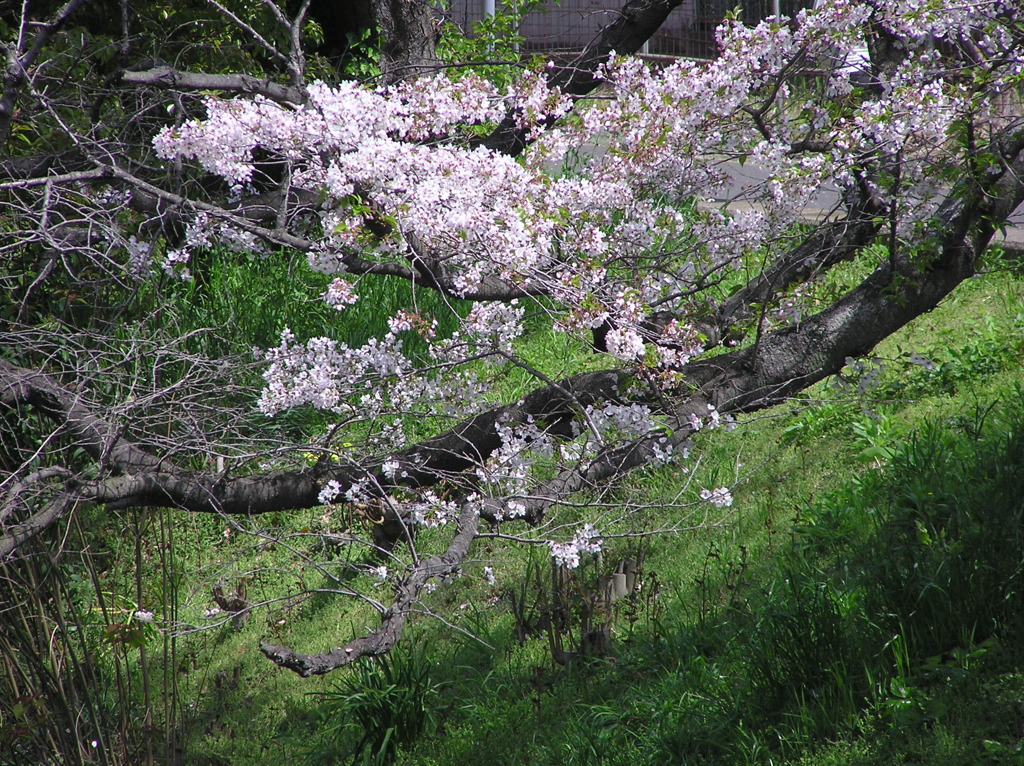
<box><xmin>371</xmin><ymin>0</ymin><xmax>441</xmax><ymax>83</ymax></box>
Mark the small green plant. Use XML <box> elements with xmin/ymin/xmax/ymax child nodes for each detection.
<box><xmin>850</xmin><ymin>408</ymin><xmax>898</xmax><ymax>465</ymax></box>
<box><xmin>780</xmin><ymin>398</ymin><xmax>856</xmax><ymax>446</ymax></box>
<box><xmin>437</xmin><ymin>1</ymin><xmax>548</xmax><ymax>88</ymax></box>
<box><xmin>880</xmin><ymin>310</ymin><xmax>1024</xmax><ymax>400</ymax></box>
<box><xmin>299</xmin><ymin>641</ymin><xmax>445</xmax><ymax>765</ymax></box>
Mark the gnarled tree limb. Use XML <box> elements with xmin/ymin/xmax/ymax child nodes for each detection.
<box><xmin>260</xmin><ymin>498</ymin><xmax>480</xmax><ymax>675</ymax></box>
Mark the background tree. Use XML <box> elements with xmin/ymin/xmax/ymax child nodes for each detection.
<box><xmin>1</xmin><ymin>0</ymin><xmax>1022</xmax><ymax>696</ymax></box>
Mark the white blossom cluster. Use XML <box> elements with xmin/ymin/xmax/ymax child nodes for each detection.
<box><xmin>125</xmin><ymin>236</ymin><xmax>154</xmax><ymax>276</ymax></box>
<box><xmin>476</xmin><ymin>417</ymin><xmax>556</xmax><ymax>512</ymax></box>
<box><xmin>604</xmin><ymin>327</ymin><xmax>646</xmax><ymax>361</ymax></box>
<box><xmin>582</xmin><ymin>402</ymin><xmax>659</xmax><ymax>441</ymax></box>
<box><xmin>651</xmin><ymin>436</ymin><xmax>687</xmax><ymax>467</ymax></box>
<box><xmin>162</xmin><ymin>212</ymin><xmax>265</xmax><ymax>278</ymax></box>
<box><xmin>686</xmin><ymin>404</ymin><xmax>733</xmax><ymax>434</ymax></box>
<box><xmin>550</xmin><ymin>0</ymin><xmax>999</xmax><ymax>263</ymax></box>
<box><xmin>323</xmin><ymin>278</ymin><xmax>359</xmax><ymax>311</ymax></box>
<box><xmin>653</xmin><ymin>320</ymin><xmax>704</xmax><ymax>369</ymax></box>
<box><xmin>700</xmin><ymin>487</ymin><xmax>734</xmax><ymax>508</ymax></box>
<box><xmin>836</xmin><ymin>356</ymin><xmax>887</xmax><ymax>395</ymax></box>
<box><xmin>259</xmin><ymin>327</ymin><xmax>481</xmax><ymax>431</ymax></box>
<box><xmin>907</xmin><ymin>352</ymin><xmax>936</xmax><ymax>372</ymax></box>
<box><xmin>144</xmin><ymin>0</ymin><xmax>1019</xmax><ymax>559</ymax></box>
<box><xmin>549</xmin><ymin>523</ymin><xmax>603</xmax><ymax>569</ymax></box>
<box><xmin>152</xmin><ymin>0</ymin><xmax>1014</xmax><ymax>337</ymax></box>
<box><xmin>154</xmin><ymin>75</ymin><xmax>512</xmax><ymax>183</ymax></box>
<box><xmin>319</xmin><ymin>476</ymin><xmax>461</xmax><ymax>527</ymax></box>
<box><xmin>259</xmin><ymin>329</ymin><xmax>406</xmax><ymax>415</ymax></box>
<box><xmin>317</xmin><ymin>479</ymin><xmax>342</xmax><ymax>505</ymax></box>
<box><xmin>458</xmin><ymin>300</ymin><xmax>526</xmax><ymax>355</ymax></box>
<box><xmin>153</xmin><ymin>64</ymin><xmax>708</xmax><ymax>356</ymax></box>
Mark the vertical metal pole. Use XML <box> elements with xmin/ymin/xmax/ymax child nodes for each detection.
<box><xmin>481</xmin><ymin>0</ymin><xmax>496</xmax><ymax>55</ymax></box>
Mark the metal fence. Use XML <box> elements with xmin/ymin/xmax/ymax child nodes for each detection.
<box><xmin>445</xmin><ymin>1</ymin><xmax>814</xmax><ymax>60</ymax></box>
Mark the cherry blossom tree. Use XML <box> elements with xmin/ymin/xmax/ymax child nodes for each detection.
<box><xmin>1</xmin><ymin>0</ymin><xmax>1022</xmax><ymax>677</ymax></box>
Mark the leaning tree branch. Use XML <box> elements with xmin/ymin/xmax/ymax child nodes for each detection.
<box><xmin>0</xmin><ymin>493</ymin><xmax>76</xmax><ymax>560</ymax></box>
<box><xmin>496</xmin><ymin>419</ymin><xmax>701</xmax><ymax>527</ymax></box>
<box><xmin>67</xmin><ymin>368</ymin><xmax>630</xmax><ymax>513</ymax></box>
<box><xmin>2</xmin><ymin>133</ymin><xmax>1019</xmax><ymax>633</ymax></box>
<box><xmin>121</xmin><ymin>67</ymin><xmax>307</xmax><ymax>105</ymax></box>
<box><xmin>702</xmin><ymin>194</ymin><xmax>886</xmax><ymax>345</ymax></box>
<box><xmin>479</xmin><ymin>0</ymin><xmax>686</xmax><ymax>155</ymax></box>
<box><xmin>4</xmin><ymin>123</ymin><xmax>1020</xmax><ymax>557</ymax></box>
<box><xmin>260</xmin><ymin>498</ymin><xmax>481</xmax><ymax>675</ymax></box>
<box><xmin>14</xmin><ymin>120</ymin><xmax>1024</xmax><ymax>513</ymax></box>
<box><xmin>0</xmin><ymin>359</ymin><xmax>163</xmax><ymax>473</ymax></box>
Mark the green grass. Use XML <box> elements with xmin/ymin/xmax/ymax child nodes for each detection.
<box><xmin>10</xmin><ymin>251</ymin><xmax>1024</xmax><ymax>765</ymax></box>
<box><xmin>157</xmin><ymin>268</ymin><xmax>1024</xmax><ymax>765</ymax></box>
<box><xmin>387</xmin><ymin>388</ymin><xmax>1024</xmax><ymax>765</ymax></box>
<box><xmin>149</xmin><ymin>249</ymin><xmax>470</xmax><ymax>353</ymax></box>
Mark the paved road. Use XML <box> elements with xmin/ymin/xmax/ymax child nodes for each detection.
<box><xmin>710</xmin><ymin>161</ymin><xmax>1024</xmax><ymax>253</ymax></box>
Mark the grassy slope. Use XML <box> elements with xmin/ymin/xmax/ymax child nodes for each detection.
<box><xmin>75</xmin><ymin>258</ymin><xmax>1024</xmax><ymax>765</ymax></box>
<box><xmin>376</xmin><ymin>271</ymin><xmax>1024</xmax><ymax>766</ymax></box>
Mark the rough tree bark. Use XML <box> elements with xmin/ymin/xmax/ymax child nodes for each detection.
<box><xmin>371</xmin><ymin>0</ymin><xmax>441</xmax><ymax>83</ymax></box>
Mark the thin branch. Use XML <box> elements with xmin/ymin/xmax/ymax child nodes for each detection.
<box><xmin>0</xmin><ymin>168</ymin><xmax>108</xmax><ymax>191</ymax></box>
<box><xmin>0</xmin><ymin>359</ymin><xmax>164</xmax><ymax>473</ymax></box>
<box><xmin>0</xmin><ymin>0</ymin><xmax>92</xmax><ymax>141</ymax></box>
<box><xmin>205</xmin><ymin>0</ymin><xmax>291</xmax><ymax>71</ymax></box>
<box><xmin>260</xmin><ymin>0</ymin><xmax>310</xmax><ymax>86</ymax></box>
